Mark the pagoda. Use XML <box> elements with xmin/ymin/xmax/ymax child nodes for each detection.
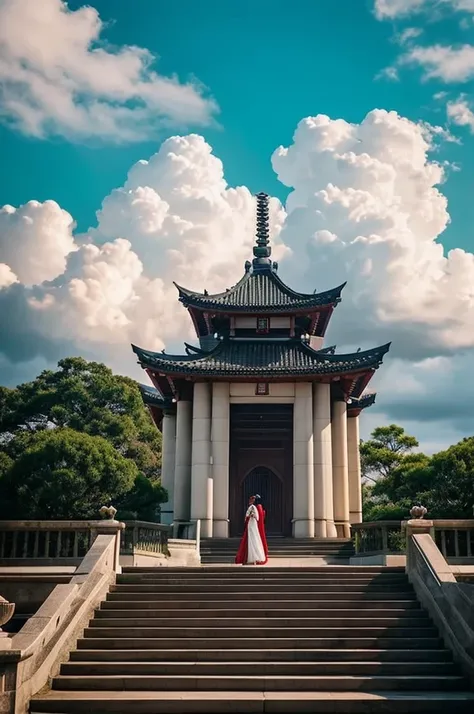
<box><xmin>133</xmin><ymin>193</ymin><xmax>390</xmax><ymax>539</ymax></box>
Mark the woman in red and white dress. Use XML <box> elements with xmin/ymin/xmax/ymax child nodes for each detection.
<box><xmin>235</xmin><ymin>494</ymin><xmax>268</xmax><ymax>565</ymax></box>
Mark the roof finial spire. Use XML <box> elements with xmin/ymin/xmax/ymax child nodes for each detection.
<box><xmin>252</xmin><ymin>192</ymin><xmax>272</xmax><ymax>271</ymax></box>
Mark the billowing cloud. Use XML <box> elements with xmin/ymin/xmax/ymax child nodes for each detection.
<box><xmin>273</xmin><ymin>109</ymin><xmax>474</xmax><ymax>357</ymax></box>
<box><xmin>374</xmin><ymin>1</ymin><xmax>474</xmax><ymax>85</ymax></box>
<box><xmin>0</xmin><ymin>263</ymin><xmax>17</xmax><ymax>288</ymax></box>
<box><xmin>0</xmin><ymin>133</ymin><xmax>286</xmax><ymax>368</ymax></box>
<box><xmin>0</xmin><ymin>0</ymin><xmax>216</xmax><ymax>142</ymax></box>
<box><xmin>374</xmin><ymin>0</ymin><xmax>474</xmax><ymax>19</ymax></box>
<box><xmin>402</xmin><ymin>44</ymin><xmax>474</xmax><ymax>82</ymax></box>
<box><xmin>447</xmin><ymin>95</ymin><xmax>474</xmax><ymax>131</ymax></box>
<box><xmin>374</xmin><ymin>0</ymin><xmax>428</xmax><ymax>19</ymax></box>
<box><xmin>0</xmin><ymin>200</ymin><xmax>76</xmax><ymax>285</ymax></box>
<box><xmin>1</xmin><ymin>110</ymin><xmax>474</xmax><ymax>450</ymax></box>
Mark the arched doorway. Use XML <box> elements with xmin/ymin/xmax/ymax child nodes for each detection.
<box><xmin>229</xmin><ymin>404</ymin><xmax>293</xmax><ymax>537</ymax></box>
<box><xmin>240</xmin><ymin>466</ymin><xmax>284</xmax><ymax>536</ymax></box>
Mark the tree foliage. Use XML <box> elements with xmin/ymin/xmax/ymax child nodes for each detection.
<box><xmin>0</xmin><ymin>357</ymin><xmax>166</xmax><ymax>520</ymax></box>
<box><xmin>0</xmin><ymin>357</ymin><xmax>161</xmax><ymax>478</ymax></box>
<box><xmin>360</xmin><ymin>424</ymin><xmax>419</xmax><ymax>482</ymax></box>
<box><xmin>0</xmin><ymin>428</ymin><xmax>137</xmax><ymax>519</ymax></box>
<box><xmin>362</xmin><ymin>424</ymin><xmax>474</xmax><ymax>521</ymax></box>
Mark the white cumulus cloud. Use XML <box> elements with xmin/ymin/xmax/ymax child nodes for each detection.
<box><xmin>447</xmin><ymin>95</ymin><xmax>474</xmax><ymax>130</ymax></box>
<box><xmin>0</xmin><ymin>200</ymin><xmax>76</xmax><ymax>285</ymax></box>
<box><xmin>1</xmin><ymin>110</ymin><xmax>474</xmax><ymax>450</ymax></box>
<box><xmin>0</xmin><ymin>0</ymin><xmax>217</xmax><ymax>142</ymax></box>
<box><xmin>375</xmin><ymin>0</ymin><xmax>474</xmax><ymax>19</ymax></box>
<box><xmin>402</xmin><ymin>44</ymin><xmax>474</xmax><ymax>82</ymax></box>
<box><xmin>0</xmin><ymin>263</ymin><xmax>17</xmax><ymax>288</ymax></box>
<box><xmin>272</xmin><ymin>109</ymin><xmax>474</xmax><ymax>356</ymax></box>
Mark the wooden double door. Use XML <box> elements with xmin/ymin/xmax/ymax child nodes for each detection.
<box><xmin>229</xmin><ymin>404</ymin><xmax>293</xmax><ymax>537</ymax></box>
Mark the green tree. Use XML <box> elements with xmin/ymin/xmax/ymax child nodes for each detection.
<box><xmin>0</xmin><ymin>357</ymin><xmax>167</xmax><ymax>521</ymax></box>
<box><xmin>0</xmin><ymin>356</ymin><xmax>162</xmax><ymax>479</ymax></box>
<box><xmin>0</xmin><ymin>428</ymin><xmax>137</xmax><ymax>519</ymax></box>
<box><xmin>361</xmin><ymin>424</ymin><xmax>427</xmax><ymax>521</ymax></box>
<box><xmin>422</xmin><ymin>437</ymin><xmax>474</xmax><ymax>518</ymax></box>
<box><xmin>360</xmin><ymin>424</ymin><xmax>419</xmax><ymax>483</ymax></box>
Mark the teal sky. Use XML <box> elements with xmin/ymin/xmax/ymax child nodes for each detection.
<box><xmin>0</xmin><ymin>0</ymin><xmax>472</xmax><ymax>251</ymax></box>
<box><xmin>2</xmin><ymin>0</ymin><xmax>474</xmax><ymax>451</ymax></box>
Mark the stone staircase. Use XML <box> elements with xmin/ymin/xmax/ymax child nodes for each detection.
<box><xmin>30</xmin><ymin>566</ymin><xmax>474</xmax><ymax>713</ymax></box>
<box><xmin>200</xmin><ymin>537</ymin><xmax>355</xmax><ymax>564</ymax></box>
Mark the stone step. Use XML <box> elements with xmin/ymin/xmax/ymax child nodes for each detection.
<box><xmin>200</xmin><ymin>539</ymin><xmax>353</xmax><ymax>545</ymax></box>
<box><xmin>116</xmin><ymin>565</ymin><xmax>407</xmax><ymax>582</ymax></box>
<box><xmin>29</xmin><ymin>690</ymin><xmax>474</xmax><ymax>713</ymax></box>
<box><xmin>50</xmin><ymin>674</ymin><xmax>467</xmax><ymax>692</ymax></box>
<box><xmin>60</xmin><ymin>661</ymin><xmax>458</xmax><ymax>677</ymax></box>
<box><xmin>115</xmin><ymin>578</ymin><xmax>410</xmax><ymax>588</ymax></box>
<box><xmin>201</xmin><ymin>545</ymin><xmax>355</xmax><ymax>550</ymax></box>
<box><xmin>70</xmin><ymin>648</ymin><xmax>453</xmax><ymax>663</ymax></box>
<box><xmin>77</xmin><ymin>636</ymin><xmax>444</xmax><ymax>650</ymax></box>
<box><xmin>84</xmin><ymin>626</ymin><xmax>439</xmax><ymax>639</ymax></box>
<box><xmin>201</xmin><ymin>548</ymin><xmax>354</xmax><ymax>553</ymax></box>
<box><xmin>96</xmin><ymin>608</ymin><xmax>424</xmax><ymax>619</ymax></box>
<box><xmin>201</xmin><ymin>538</ymin><xmax>354</xmax><ymax>550</ymax></box>
<box><xmin>100</xmin><ymin>599</ymin><xmax>422</xmax><ymax>611</ymax></box>
<box><xmin>106</xmin><ymin>590</ymin><xmax>418</xmax><ymax>601</ymax></box>
<box><xmin>120</xmin><ymin>566</ymin><xmax>404</xmax><ymax>574</ymax></box>
<box><xmin>88</xmin><ymin>617</ymin><xmax>432</xmax><ymax>628</ymax></box>
<box><xmin>116</xmin><ymin>573</ymin><xmax>409</xmax><ymax>582</ymax></box>
<box><xmin>202</xmin><ymin>548</ymin><xmax>355</xmax><ymax>552</ymax></box>
<box><xmin>201</xmin><ymin>553</ymin><xmax>351</xmax><ymax>570</ymax></box>
<box><xmin>201</xmin><ymin>554</ymin><xmax>354</xmax><ymax>560</ymax></box>
<box><xmin>111</xmin><ymin>584</ymin><xmax>413</xmax><ymax>593</ymax></box>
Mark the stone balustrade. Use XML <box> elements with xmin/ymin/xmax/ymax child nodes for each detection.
<box><xmin>0</xmin><ymin>521</ymin><xmax>99</xmax><ymax>565</ymax></box>
<box><xmin>406</xmin><ymin>521</ymin><xmax>474</xmax><ymax>687</ymax></box>
<box><xmin>120</xmin><ymin>520</ymin><xmax>170</xmax><ymax>557</ymax></box>
<box><xmin>351</xmin><ymin>521</ymin><xmax>406</xmax><ymax>555</ymax></box>
<box><xmin>0</xmin><ymin>523</ymin><xmax>123</xmax><ymax>714</ymax></box>
<box><xmin>352</xmin><ymin>519</ymin><xmax>474</xmax><ymax>562</ymax></box>
<box><xmin>0</xmin><ymin>520</ymin><xmax>171</xmax><ymax>566</ymax></box>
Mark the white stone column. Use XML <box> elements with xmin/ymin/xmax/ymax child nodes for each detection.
<box><xmin>160</xmin><ymin>410</ymin><xmax>176</xmax><ymax>525</ymax></box>
<box><xmin>211</xmin><ymin>382</ymin><xmax>230</xmax><ymax>538</ymax></box>
<box><xmin>332</xmin><ymin>399</ymin><xmax>351</xmax><ymax>538</ymax></box>
<box><xmin>313</xmin><ymin>383</ymin><xmax>337</xmax><ymax>538</ymax></box>
<box><xmin>190</xmin><ymin>382</ymin><xmax>213</xmax><ymax>538</ymax></box>
<box><xmin>173</xmin><ymin>399</ymin><xmax>192</xmax><ymax>523</ymax></box>
<box><xmin>293</xmin><ymin>382</ymin><xmax>315</xmax><ymax>538</ymax></box>
<box><xmin>348</xmin><ymin>414</ymin><xmax>362</xmax><ymax>524</ymax></box>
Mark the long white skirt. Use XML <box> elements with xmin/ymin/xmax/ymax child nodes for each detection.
<box><xmin>246</xmin><ymin>516</ymin><xmax>266</xmax><ymax>564</ymax></box>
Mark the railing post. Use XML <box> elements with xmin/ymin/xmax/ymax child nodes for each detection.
<box><xmin>406</xmin><ymin>518</ymin><xmax>434</xmax><ymax>572</ymax></box>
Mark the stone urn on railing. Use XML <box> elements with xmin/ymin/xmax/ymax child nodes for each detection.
<box><xmin>0</xmin><ymin>596</ymin><xmax>15</xmax><ymax>638</ymax></box>
<box><xmin>410</xmin><ymin>505</ymin><xmax>427</xmax><ymax>520</ymax></box>
<box><xmin>99</xmin><ymin>505</ymin><xmax>118</xmax><ymax>522</ymax></box>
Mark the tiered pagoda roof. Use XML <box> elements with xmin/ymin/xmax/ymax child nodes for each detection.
<box><xmin>175</xmin><ymin>193</ymin><xmax>344</xmax><ymax>341</ymax></box>
<box><xmin>175</xmin><ymin>274</ymin><xmax>346</xmax><ymax>313</ymax></box>
<box><xmin>133</xmin><ymin>341</ymin><xmax>388</xmax><ymax>383</ymax></box>
<box><xmin>134</xmin><ymin>192</ymin><xmax>389</xmax><ymax>411</ymax></box>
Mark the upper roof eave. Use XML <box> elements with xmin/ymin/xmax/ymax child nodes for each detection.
<box><xmin>174</xmin><ymin>273</ymin><xmax>347</xmax><ymax>314</ymax></box>
<box><xmin>347</xmin><ymin>392</ymin><xmax>377</xmax><ymax>413</ymax></box>
<box><xmin>132</xmin><ymin>340</ymin><xmax>391</xmax><ymax>378</ymax></box>
<box><xmin>138</xmin><ymin>383</ymin><xmax>174</xmax><ymax>409</ymax></box>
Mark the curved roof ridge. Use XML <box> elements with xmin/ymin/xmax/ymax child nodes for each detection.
<box><xmin>267</xmin><ymin>271</ymin><xmax>346</xmax><ymax>301</ymax></box>
<box><xmin>132</xmin><ymin>341</ymin><xmax>224</xmax><ymax>365</ymax></box>
<box><xmin>175</xmin><ymin>271</ymin><xmax>346</xmax><ymax>303</ymax></box>
<box><xmin>174</xmin><ymin>272</ymin><xmax>251</xmax><ymax>301</ymax></box>
<box><xmin>133</xmin><ymin>338</ymin><xmax>390</xmax><ymax>378</ymax></box>
<box><xmin>301</xmin><ymin>341</ymin><xmax>391</xmax><ymax>362</ymax></box>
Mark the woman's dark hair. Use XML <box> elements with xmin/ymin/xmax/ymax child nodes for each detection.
<box><xmin>255</xmin><ymin>493</ymin><xmax>264</xmax><ymax>508</ymax></box>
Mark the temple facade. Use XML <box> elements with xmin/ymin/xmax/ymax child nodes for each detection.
<box><xmin>133</xmin><ymin>193</ymin><xmax>390</xmax><ymax>539</ymax></box>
